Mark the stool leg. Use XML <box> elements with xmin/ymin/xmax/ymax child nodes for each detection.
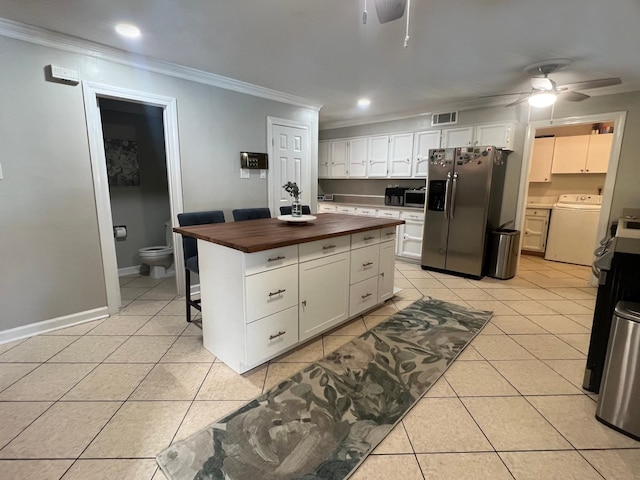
<box><xmin>185</xmin><ymin>269</ymin><xmax>192</xmax><ymax>323</ymax></box>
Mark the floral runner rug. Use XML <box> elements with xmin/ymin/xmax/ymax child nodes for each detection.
<box><xmin>157</xmin><ymin>297</ymin><xmax>492</xmax><ymax>480</ymax></box>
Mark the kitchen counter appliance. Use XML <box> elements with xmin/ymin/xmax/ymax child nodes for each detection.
<box><xmin>404</xmin><ymin>188</ymin><xmax>426</xmax><ymax>208</ymax></box>
<box><xmin>385</xmin><ymin>186</ymin><xmax>409</xmax><ymax>206</ymax></box>
<box><xmin>421</xmin><ymin>146</ymin><xmax>508</xmax><ymax>278</ymax></box>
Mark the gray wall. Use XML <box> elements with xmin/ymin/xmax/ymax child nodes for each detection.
<box><xmin>0</xmin><ymin>35</ymin><xmax>318</xmax><ymax>331</ymax></box>
<box><xmin>101</xmin><ymin>103</ymin><xmax>171</xmax><ymax>269</ymax></box>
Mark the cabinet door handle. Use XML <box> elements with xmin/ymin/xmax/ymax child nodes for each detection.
<box><xmin>269</xmin><ymin>331</ymin><xmax>286</xmax><ymax>340</ymax></box>
<box><xmin>361</xmin><ymin>293</ymin><xmax>372</xmax><ymax>299</ymax></box>
<box><xmin>364</xmin><ymin>236</ymin><xmax>375</xmax><ymax>241</ymax></box>
<box><xmin>268</xmin><ymin>289</ymin><xmax>286</xmax><ymax>297</ymax></box>
<box><xmin>322</xmin><ymin>244</ymin><xmax>336</xmax><ymax>250</ymax></box>
<box><xmin>267</xmin><ymin>256</ymin><xmax>286</xmax><ymax>262</ymax></box>
<box><xmin>386</xmin><ymin>232</ymin><xmax>395</xmax><ymax>236</ymax></box>
<box><xmin>362</xmin><ymin>262</ymin><xmax>374</xmax><ymax>267</ymax></box>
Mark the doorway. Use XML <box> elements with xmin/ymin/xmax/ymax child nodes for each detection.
<box><xmin>515</xmin><ymin>111</ymin><xmax>627</xmax><ymax>279</ymax></box>
<box><xmin>82</xmin><ymin>82</ymin><xmax>184</xmax><ymax>314</ymax></box>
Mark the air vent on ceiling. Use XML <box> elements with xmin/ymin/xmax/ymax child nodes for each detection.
<box><xmin>431</xmin><ymin>111</ymin><xmax>458</xmax><ymax>127</ymax></box>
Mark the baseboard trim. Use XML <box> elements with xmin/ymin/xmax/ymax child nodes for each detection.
<box><xmin>0</xmin><ymin>307</ymin><xmax>110</xmax><ymax>345</ymax></box>
<box><xmin>118</xmin><ymin>265</ymin><xmax>141</xmax><ymax>277</ymax></box>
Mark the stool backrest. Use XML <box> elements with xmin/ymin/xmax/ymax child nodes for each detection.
<box><xmin>177</xmin><ymin>210</ymin><xmax>225</xmax><ymax>260</ymax></box>
<box><xmin>232</xmin><ymin>208</ymin><xmax>271</xmax><ymax>222</ymax></box>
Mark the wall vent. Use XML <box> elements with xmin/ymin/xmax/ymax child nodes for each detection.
<box><xmin>431</xmin><ymin>111</ymin><xmax>458</xmax><ymax>127</ymax></box>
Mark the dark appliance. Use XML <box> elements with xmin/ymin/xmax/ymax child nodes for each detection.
<box><xmin>583</xmin><ymin>235</ymin><xmax>640</xmax><ymax>392</ymax></box>
<box><xmin>421</xmin><ymin>146</ymin><xmax>508</xmax><ymax>278</ymax></box>
<box><xmin>385</xmin><ymin>186</ymin><xmax>409</xmax><ymax>206</ymax></box>
<box><xmin>404</xmin><ymin>188</ymin><xmax>426</xmax><ymax>208</ymax></box>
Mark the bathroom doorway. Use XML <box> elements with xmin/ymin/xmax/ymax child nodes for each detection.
<box><xmin>82</xmin><ymin>82</ymin><xmax>184</xmax><ymax>314</ymax></box>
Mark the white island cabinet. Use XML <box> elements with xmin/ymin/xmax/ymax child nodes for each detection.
<box><xmin>179</xmin><ymin>214</ymin><xmax>403</xmax><ymax>373</ymax></box>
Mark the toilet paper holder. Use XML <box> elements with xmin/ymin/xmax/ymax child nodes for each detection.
<box><xmin>113</xmin><ymin>225</ymin><xmax>127</xmax><ymax>240</ymax></box>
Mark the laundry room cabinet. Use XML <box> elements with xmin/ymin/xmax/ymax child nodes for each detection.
<box><xmin>551</xmin><ymin>134</ymin><xmax>612</xmax><ymax>174</ymax></box>
<box><xmin>522</xmin><ymin>208</ymin><xmax>550</xmax><ymax>252</ymax></box>
<box><xmin>529</xmin><ymin>137</ymin><xmax>555</xmax><ymax>182</ymax></box>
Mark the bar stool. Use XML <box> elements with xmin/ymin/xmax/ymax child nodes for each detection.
<box><xmin>176</xmin><ymin>210</ymin><xmax>225</xmax><ymax>322</ymax></box>
<box><xmin>232</xmin><ymin>208</ymin><xmax>271</xmax><ymax>221</ymax></box>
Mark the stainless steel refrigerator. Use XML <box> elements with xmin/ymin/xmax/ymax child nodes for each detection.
<box><xmin>421</xmin><ymin>146</ymin><xmax>507</xmax><ymax>278</ymax></box>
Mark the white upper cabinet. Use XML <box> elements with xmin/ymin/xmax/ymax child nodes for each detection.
<box><xmin>585</xmin><ymin>134</ymin><xmax>613</xmax><ymax>173</ymax></box>
<box><xmin>388</xmin><ymin>133</ymin><xmax>414</xmax><ymax>177</ymax></box>
<box><xmin>551</xmin><ymin>134</ymin><xmax>612</xmax><ymax>174</ymax></box>
<box><xmin>318</xmin><ymin>141</ymin><xmax>330</xmax><ymax>178</ymax></box>
<box><xmin>330</xmin><ymin>139</ymin><xmax>348</xmax><ymax>178</ymax></box>
<box><xmin>368</xmin><ymin>135</ymin><xmax>390</xmax><ymax>177</ymax></box>
<box><xmin>529</xmin><ymin>137</ymin><xmax>555</xmax><ymax>182</ymax></box>
<box><xmin>348</xmin><ymin>137</ymin><xmax>368</xmax><ymax>177</ymax></box>
<box><xmin>474</xmin><ymin>122</ymin><xmax>515</xmax><ymax>149</ymax></box>
<box><xmin>413</xmin><ymin>130</ymin><xmax>441</xmax><ymax>177</ymax></box>
<box><xmin>442</xmin><ymin>126</ymin><xmax>474</xmax><ymax>147</ymax></box>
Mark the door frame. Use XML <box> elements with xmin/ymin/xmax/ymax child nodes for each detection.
<box><xmin>515</xmin><ymin>111</ymin><xmax>627</xmax><ymax>273</ymax></box>
<box><xmin>266</xmin><ymin>117</ymin><xmax>312</xmax><ymax>215</ymax></box>
<box><xmin>82</xmin><ymin>81</ymin><xmax>184</xmax><ymax>314</ymax></box>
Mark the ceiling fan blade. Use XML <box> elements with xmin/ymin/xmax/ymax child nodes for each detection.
<box><xmin>505</xmin><ymin>96</ymin><xmax>531</xmax><ymax>107</ymax></box>
<box><xmin>558</xmin><ymin>77</ymin><xmax>622</xmax><ymax>91</ymax></box>
<box><xmin>374</xmin><ymin>0</ymin><xmax>406</xmax><ymax>23</ymax></box>
<box><xmin>478</xmin><ymin>92</ymin><xmax>530</xmax><ymax>98</ymax></box>
<box><xmin>559</xmin><ymin>91</ymin><xmax>590</xmax><ymax>102</ymax></box>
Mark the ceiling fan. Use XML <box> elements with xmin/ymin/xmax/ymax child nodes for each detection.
<box><xmin>482</xmin><ymin>59</ymin><xmax>622</xmax><ymax>107</ymax></box>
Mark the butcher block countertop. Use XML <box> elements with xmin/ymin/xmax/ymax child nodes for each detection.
<box><xmin>174</xmin><ymin>213</ymin><xmax>404</xmax><ymax>253</ymax></box>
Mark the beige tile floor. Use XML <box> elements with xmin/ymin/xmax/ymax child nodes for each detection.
<box><xmin>1</xmin><ymin>255</ymin><xmax>639</xmax><ymax>479</ymax></box>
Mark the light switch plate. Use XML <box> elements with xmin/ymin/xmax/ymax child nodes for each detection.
<box><xmin>0</xmin><ymin>162</ymin><xmax>3</xmax><ymax>179</ymax></box>
<box><xmin>240</xmin><ymin>168</ymin><xmax>250</xmax><ymax>179</ymax></box>
<box><xmin>260</xmin><ymin>169</ymin><xmax>266</xmax><ymax>179</ymax></box>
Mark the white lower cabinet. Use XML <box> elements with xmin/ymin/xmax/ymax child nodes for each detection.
<box><xmin>522</xmin><ymin>208</ymin><xmax>550</xmax><ymax>252</ymax></box>
<box><xmin>299</xmin><ymin>252</ymin><xmax>350</xmax><ymax>341</ymax></box>
<box><xmin>378</xmin><ymin>239</ymin><xmax>396</xmax><ymax>301</ymax></box>
<box><xmin>398</xmin><ymin>211</ymin><xmax>424</xmax><ymax>259</ymax></box>
<box><xmin>349</xmin><ymin>276</ymin><xmax>379</xmax><ymax>317</ymax></box>
<box><xmin>245</xmin><ymin>307</ymin><xmax>298</xmax><ymax>366</ymax></box>
<box><xmin>245</xmin><ymin>264</ymin><xmax>298</xmax><ymax>322</ymax></box>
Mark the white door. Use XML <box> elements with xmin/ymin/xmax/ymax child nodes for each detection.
<box><xmin>368</xmin><ymin>135</ymin><xmax>390</xmax><ymax>177</ymax></box>
<box><xmin>413</xmin><ymin>130</ymin><xmax>441</xmax><ymax>177</ymax></box>
<box><xmin>270</xmin><ymin>122</ymin><xmax>310</xmax><ymax>216</ymax></box>
<box><xmin>389</xmin><ymin>133</ymin><xmax>414</xmax><ymax>177</ymax></box>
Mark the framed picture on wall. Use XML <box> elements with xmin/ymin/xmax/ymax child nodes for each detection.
<box><xmin>105</xmin><ymin>138</ymin><xmax>141</xmax><ymax>186</ymax></box>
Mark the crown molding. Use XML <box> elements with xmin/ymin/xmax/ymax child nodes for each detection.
<box><xmin>0</xmin><ymin>17</ymin><xmax>322</xmax><ymax>111</ymax></box>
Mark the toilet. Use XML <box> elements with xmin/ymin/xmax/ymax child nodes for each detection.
<box><xmin>138</xmin><ymin>221</ymin><xmax>174</xmax><ymax>278</ymax></box>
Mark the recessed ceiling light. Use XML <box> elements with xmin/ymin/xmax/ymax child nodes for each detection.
<box><xmin>115</xmin><ymin>23</ymin><xmax>141</xmax><ymax>38</ymax></box>
<box><xmin>357</xmin><ymin>98</ymin><xmax>371</xmax><ymax>108</ymax></box>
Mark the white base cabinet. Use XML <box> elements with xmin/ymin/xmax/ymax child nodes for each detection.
<box><xmin>522</xmin><ymin>208</ymin><xmax>550</xmax><ymax>252</ymax></box>
<box><xmin>198</xmin><ymin>226</ymin><xmax>397</xmax><ymax>373</ymax></box>
<box><xmin>398</xmin><ymin>210</ymin><xmax>425</xmax><ymax>260</ymax></box>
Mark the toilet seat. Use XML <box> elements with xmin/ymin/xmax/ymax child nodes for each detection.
<box><xmin>139</xmin><ymin>245</ymin><xmax>173</xmax><ymax>256</ymax></box>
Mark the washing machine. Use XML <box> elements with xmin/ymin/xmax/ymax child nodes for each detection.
<box><xmin>544</xmin><ymin>194</ymin><xmax>603</xmax><ymax>266</ymax></box>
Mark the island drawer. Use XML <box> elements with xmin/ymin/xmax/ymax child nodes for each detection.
<box><xmin>351</xmin><ymin>229</ymin><xmax>381</xmax><ymax>249</ymax></box>
<box><xmin>245</xmin><ymin>245</ymin><xmax>298</xmax><ymax>275</ymax></box>
<box><xmin>349</xmin><ymin>276</ymin><xmax>378</xmax><ymax>317</ymax></box>
<box><xmin>377</xmin><ymin>209</ymin><xmax>401</xmax><ymax>219</ymax></box>
<box><xmin>245</xmin><ymin>306</ymin><xmax>298</xmax><ymax>366</ymax></box>
<box><xmin>299</xmin><ymin>235</ymin><xmax>351</xmax><ymax>263</ymax></box>
<box><xmin>245</xmin><ymin>264</ymin><xmax>298</xmax><ymax>322</ymax></box>
<box><xmin>336</xmin><ymin>206</ymin><xmax>357</xmax><ymax>214</ymax></box>
<box><xmin>380</xmin><ymin>226</ymin><xmax>397</xmax><ymax>242</ymax></box>
<box><xmin>401</xmin><ymin>210</ymin><xmax>423</xmax><ymax>222</ymax></box>
<box><xmin>350</xmin><ymin>244</ymin><xmax>380</xmax><ymax>285</ymax></box>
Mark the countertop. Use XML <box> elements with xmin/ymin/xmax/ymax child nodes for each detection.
<box><xmin>174</xmin><ymin>213</ymin><xmax>404</xmax><ymax>253</ymax></box>
<box><xmin>526</xmin><ymin>195</ymin><xmax>557</xmax><ymax>209</ymax></box>
<box><xmin>319</xmin><ymin>201</ymin><xmax>424</xmax><ymax>212</ymax></box>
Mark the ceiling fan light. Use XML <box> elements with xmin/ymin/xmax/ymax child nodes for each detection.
<box><xmin>528</xmin><ymin>92</ymin><xmax>557</xmax><ymax>108</ymax></box>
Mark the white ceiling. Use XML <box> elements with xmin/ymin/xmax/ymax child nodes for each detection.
<box><xmin>2</xmin><ymin>0</ymin><xmax>640</xmax><ymax>128</ymax></box>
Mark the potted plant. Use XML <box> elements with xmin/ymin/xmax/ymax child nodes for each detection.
<box><xmin>283</xmin><ymin>181</ymin><xmax>303</xmax><ymax>217</ymax></box>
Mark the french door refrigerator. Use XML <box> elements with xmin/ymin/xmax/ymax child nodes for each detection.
<box><xmin>421</xmin><ymin>146</ymin><xmax>507</xmax><ymax>278</ymax></box>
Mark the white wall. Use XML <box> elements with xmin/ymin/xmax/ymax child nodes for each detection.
<box><xmin>0</xmin><ymin>35</ymin><xmax>318</xmax><ymax>332</ymax></box>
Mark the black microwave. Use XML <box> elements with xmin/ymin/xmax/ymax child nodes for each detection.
<box><xmin>404</xmin><ymin>189</ymin><xmax>426</xmax><ymax>208</ymax></box>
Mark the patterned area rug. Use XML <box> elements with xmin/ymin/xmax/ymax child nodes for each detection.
<box><xmin>157</xmin><ymin>297</ymin><xmax>492</xmax><ymax>480</ymax></box>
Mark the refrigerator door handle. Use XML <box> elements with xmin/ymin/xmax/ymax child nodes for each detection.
<box><xmin>450</xmin><ymin>172</ymin><xmax>458</xmax><ymax>219</ymax></box>
<box><xmin>444</xmin><ymin>172</ymin><xmax>452</xmax><ymax>220</ymax></box>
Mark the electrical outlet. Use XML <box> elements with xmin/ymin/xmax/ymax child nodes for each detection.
<box><xmin>260</xmin><ymin>169</ymin><xmax>266</xmax><ymax>179</ymax></box>
<box><xmin>240</xmin><ymin>168</ymin><xmax>250</xmax><ymax>179</ymax></box>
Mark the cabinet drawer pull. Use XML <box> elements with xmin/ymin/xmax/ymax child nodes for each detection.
<box><xmin>322</xmin><ymin>244</ymin><xmax>337</xmax><ymax>250</ymax></box>
<box><xmin>363</xmin><ymin>236</ymin><xmax>375</xmax><ymax>241</ymax></box>
<box><xmin>268</xmin><ymin>289</ymin><xmax>286</xmax><ymax>297</ymax></box>
<box><xmin>269</xmin><ymin>331</ymin><xmax>286</xmax><ymax>340</ymax></box>
<box><xmin>361</xmin><ymin>293</ymin><xmax>372</xmax><ymax>299</ymax></box>
<box><xmin>386</xmin><ymin>232</ymin><xmax>395</xmax><ymax>236</ymax></box>
<box><xmin>267</xmin><ymin>256</ymin><xmax>286</xmax><ymax>262</ymax></box>
<box><xmin>362</xmin><ymin>262</ymin><xmax>374</xmax><ymax>267</ymax></box>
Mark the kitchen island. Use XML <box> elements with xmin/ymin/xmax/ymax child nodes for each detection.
<box><xmin>174</xmin><ymin>213</ymin><xmax>404</xmax><ymax>373</ymax></box>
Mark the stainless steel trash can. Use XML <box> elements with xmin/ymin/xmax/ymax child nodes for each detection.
<box><xmin>596</xmin><ymin>301</ymin><xmax>640</xmax><ymax>440</ymax></box>
<box><xmin>485</xmin><ymin>229</ymin><xmax>520</xmax><ymax>279</ymax></box>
